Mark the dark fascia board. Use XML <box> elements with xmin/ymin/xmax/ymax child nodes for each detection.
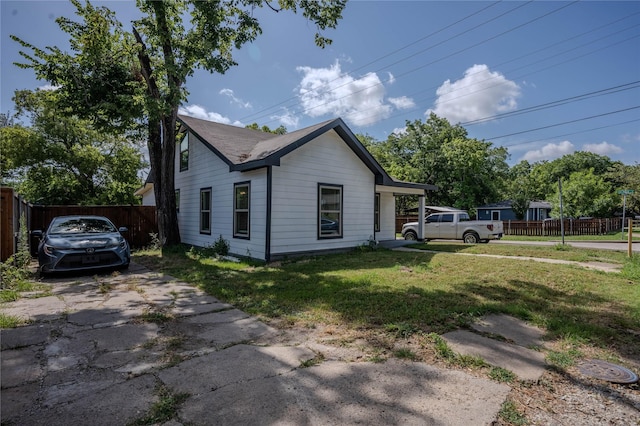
<box><xmin>385</xmin><ymin>180</ymin><xmax>438</xmax><ymax>192</ymax></box>
<box><xmin>177</xmin><ymin>117</ymin><xmax>236</xmax><ymax>169</ymax></box>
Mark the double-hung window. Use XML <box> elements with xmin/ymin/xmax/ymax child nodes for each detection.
<box><xmin>234</xmin><ymin>182</ymin><xmax>250</xmax><ymax>238</ymax></box>
<box><xmin>200</xmin><ymin>188</ymin><xmax>211</xmax><ymax>234</ymax></box>
<box><xmin>318</xmin><ymin>184</ymin><xmax>342</xmax><ymax>239</ymax></box>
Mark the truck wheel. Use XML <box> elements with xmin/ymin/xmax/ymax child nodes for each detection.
<box><xmin>404</xmin><ymin>231</ymin><xmax>418</xmax><ymax>241</ymax></box>
<box><xmin>463</xmin><ymin>232</ymin><xmax>479</xmax><ymax>244</ymax></box>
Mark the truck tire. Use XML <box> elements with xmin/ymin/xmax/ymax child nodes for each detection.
<box><xmin>463</xmin><ymin>232</ymin><xmax>480</xmax><ymax>244</ymax></box>
<box><xmin>403</xmin><ymin>230</ymin><xmax>418</xmax><ymax>240</ymax></box>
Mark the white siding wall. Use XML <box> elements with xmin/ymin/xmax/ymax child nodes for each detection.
<box><xmin>270</xmin><ymin>130</ymin><xmax>375</xmax><ymax>255</ymax></box>
<box><xmin>376</xmin><ymin>192</ymin><xmax>396</xmax><ymax>241</ymax></box>
<box><xmin>141</xmin><ymin>190</ymin><xmax>155</xmax><ymax>206</ymax></box>
<box><xmin>175</xmin><ymin>133</ymin><xmax>267</xmax><ymax>259</ymax></box>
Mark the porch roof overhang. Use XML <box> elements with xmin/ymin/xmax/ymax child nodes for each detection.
<box><xmin>376</xmin><ymin>179</ymin><xmax>437</xmax><ymax>196</ymax></box>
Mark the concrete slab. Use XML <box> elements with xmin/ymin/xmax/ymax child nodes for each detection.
<box><xmin>159</xmin><ymin>344</ymin><xmax>316</xmax><ymax>395</ymax></box>
<box><xmin>1</xmin><ymin>295</ymin><xmax>67</xmax><ymax>322</ymax></box>
<box><xmin>471</xmin><ymin>314</ymin><xmax>545</xmax><ymax>348</ymax></box>
<box><xmin>73</xmin><ymin>323</ymin><xmax>159</xmax><ymax>351</ymax></box>
<box><xmin>187</xmin><ymin>317</ymin><xmax>279</xmax><ymax>347</ymax></box>
<box><xmin>179</xmin><ymin>359</ymin><xmax>511</xmax><ymax>426</ymax></box>
<box><xmin>34</xmin><ymin>374</ymin><xmax>157</xmax><ymax>426</ymax></box>
<box><xmin>1</xmin><ymin>323</ymin><xmax>52</xmax><ymax>350</ymax></box>
<box><xmin>443</xmin><ymin>330</ymin><xmax>547</xmax><ymax>381</ymax></box>
<box><xmin>1</xmin><ymin>347</ymin><xmax>44</xmax><ymax>388</ymax></box>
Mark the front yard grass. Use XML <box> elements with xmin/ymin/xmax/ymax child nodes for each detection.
<box><xmin>134</xmin><ymin>245</ymin><xmax>640</xmax><ymax>364</ymax></box>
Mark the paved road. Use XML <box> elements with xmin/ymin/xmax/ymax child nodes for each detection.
<box><xmin>384</xmin><ymin>238</ymin><xmax>640</xmax><ymax>253</ymax></box>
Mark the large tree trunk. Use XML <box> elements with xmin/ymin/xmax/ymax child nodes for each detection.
<box><xmin>157</xmin><ymin>108</ymin><xmax>180</xmax><ymax>246</ymax></box>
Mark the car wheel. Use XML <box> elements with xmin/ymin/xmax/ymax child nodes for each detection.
<box><xmin>404</xmin><ymin>231</ymin><xmax>418</xmax><ymax>241</ymax></box>
<box><xmin>463</xmin><ymin>232</ymin><xmax>479</xmax><ymax>244</ymax></box>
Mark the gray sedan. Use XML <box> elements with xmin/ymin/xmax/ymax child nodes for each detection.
<box><xmin>33</xmin><ymin>215</ymin><xmax>130</xmax><ymax>275</ymax></box>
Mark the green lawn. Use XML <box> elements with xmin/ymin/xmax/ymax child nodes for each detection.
<box><xmin>134</xmin><ymin>245</ymin><xmax>640</xmax><ymax>364</ymax></box>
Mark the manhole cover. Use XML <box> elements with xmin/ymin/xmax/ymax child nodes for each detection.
<box><xmin>578</xmin><ymin>359</ymin><xmax>639</xmax><ymax>384</ymax></box>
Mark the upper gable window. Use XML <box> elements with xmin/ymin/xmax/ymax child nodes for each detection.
<box><xmin>318</xmin><ymin>184</ymin><xmax>343</xmax><ymax>239</ymax></box>
<box><xmin>179</xmin><ymin>132</ymin><xmax>189</xmax><ymax>172</ymax></box>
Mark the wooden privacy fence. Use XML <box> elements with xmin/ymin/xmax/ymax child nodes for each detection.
<box><xmin>0</xmin><ymin>187</ymin><xmax>31</xmax><ymax>262</ymax></box>
<box><xmin>504</xmin><ymin>218</ymin><xmax>622</xmax><ymax>236</ymax></box>
<box><xmin>29</xmin><ymin>205</ymin><xmax>158</xmax><ymax>254</ymax></box>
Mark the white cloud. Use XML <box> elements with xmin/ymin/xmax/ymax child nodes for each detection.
<box><xmin>178</xmin><ymin>104</ymin><xmax>243</xmax><ymax>126</ymax></box>
<box><xmin>296</xmin><ymin>61</ymin><xmax>408</xmax><ymax>127</ymax></box>
<box><xmin>582</xmin><ymin>141</ymin><xmax>623</xmax><ymax>155</ymax></box>
<box><xmin>431</xmin><ymin>64</ymin><xmax>521</xmax><ymax>123</ymax></box>
<box><xmin>219</xmin><ymin>88</ymin><xmax>252</xmax><ymax>109</ymax></box>
<box><xmin>388</xmin><ymin>96</ymin><xmax>415</xmax><ymax>110</ymax></box>
<box><xmin>392</xmin><ymin>127</ymin><xmax>407</xmax><ymax>136</ymax></box>
<box><xmin>270</xmin><ymin>109</ymin><xmax>300</xmax><ymax>129</ymax></box>
<box><xmin>522</xmin><ymin>141</ymin><xmax>574</xmax><ymax>162</ymax></box>
<box><xmin>37</xmin><ymin>84</ymin><xmax>59</xmax><ymax>91</ymax></box>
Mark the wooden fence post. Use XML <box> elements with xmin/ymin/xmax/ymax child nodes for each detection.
<box><xmin>629</xmin><ymin>219</ymin><xmax>634</xmax><ymax>258</ymax></box>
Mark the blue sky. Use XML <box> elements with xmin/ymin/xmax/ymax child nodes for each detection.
<box><xmin>2</xmin><ymin>1</ymin><xmax>639</xmax><ymax>166</ymax></box>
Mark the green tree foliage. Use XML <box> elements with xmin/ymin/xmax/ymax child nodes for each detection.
<box><xmin>0</xmin><ymin>89</ymin><xmax>145</xmax><ymax>204</ymax></box>
<box><xmin>607</xmin><ymin>162</ymin><xmax>640</xmax><ymax>215</ymax></box>
<box><xmin>245</xmin><ymin>123</ymin><xmax>287</xmax><ymax>134</ymax></box>
<box><xmin>551</xmin><ymin>168</ymin><xmax>618</xmax><ymax>218</ymax></box>
<box><xmin>370</xmin><ymin>114</ymin><xmax>509</xmax><ymax>212</ymax></box>
<box><xmin>527</xmin><ymin>152</ymin><xmax>621</xmax><ymax>200</ymax></box>
<box><xmin>12</xmin><ymin>0</ymin><xmax>346</xmax><ymax>246</ymax></box>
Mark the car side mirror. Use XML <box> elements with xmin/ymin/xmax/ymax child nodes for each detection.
<box><xmin>118</xmin><ymin>227</ymin><xmax>129</xmax><ymax>233</ymax></box>
<box><xmin>32</xmin><ymin>230</ymin><xmax>43</xmax><ymax>238</ymax></box>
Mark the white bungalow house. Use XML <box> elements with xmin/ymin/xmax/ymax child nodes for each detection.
<box><xmin>140</xmin><ymin>115</ymin><xmax>436</xmax><ymax>261</ymax></box>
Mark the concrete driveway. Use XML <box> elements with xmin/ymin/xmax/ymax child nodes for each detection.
<box><xmin>1</xmin><ymin>263</ymin><xmax>509</xmax><ymax>426</ymax></box>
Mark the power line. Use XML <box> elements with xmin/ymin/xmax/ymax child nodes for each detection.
<box><xmin>261</xmin><ymin>0</ymin><xmax>578</xmax><ymax>126</ymax></box>
<box><xmin>353</xmin><ymin>25</ymin><xmax>640</xmax><ymax>129</ymax></box>
<box><xmin>461</xmin><ymin>81</ymin><xmax>640</xmax><ymax>126</ymax></box>
<box><xmin>500</xmin><ymin>118</ymin><xmax>640</xmax><ymax>149</ymax></box>
<box><xmin>486</xmin><ymin>106</ymin><xmax>640</xmax><ymax>140</ymax></box>
<box><xmin>237</xmin><ymin>1</ymin><xmax>505</xmax><ymax>123</ymax></box>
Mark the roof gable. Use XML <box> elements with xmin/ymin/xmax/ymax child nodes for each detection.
<box><xmin>177</xmin><ymin>114</ymin><xmax>436</xmax><ymax>191</ymax></box>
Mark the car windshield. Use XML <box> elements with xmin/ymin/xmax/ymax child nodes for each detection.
<box><xmin>50</xmin><ymin>218</ymin><xmax>117</xmax><ymax>234</ymax></box>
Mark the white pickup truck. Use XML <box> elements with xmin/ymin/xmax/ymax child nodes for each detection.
<box><xmin>401</xmin><ymin>211</ymin><xmax>504</xmax><ymax>244</ymax></box>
